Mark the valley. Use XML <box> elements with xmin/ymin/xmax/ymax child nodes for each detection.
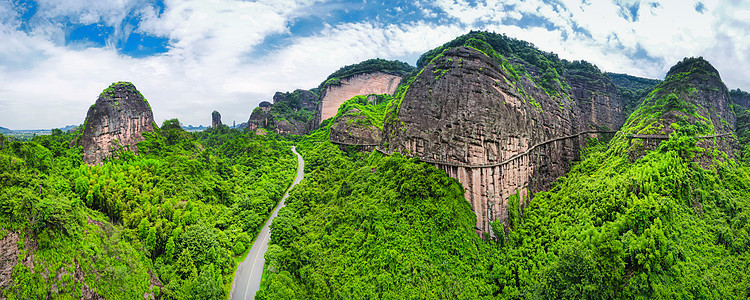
<box><xmin>1</xmin><ymin>30</ymin><xmax>750</xmax><ymax>300</ymax></box>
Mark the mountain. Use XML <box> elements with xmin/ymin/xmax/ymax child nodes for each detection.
<box><xmin>73</xmin><ymin>82</ymin><xmax>157</xmax><ymax>165</ymax></box>
<box><xmin>245</xmin><ymin>58</ymin><xmax>414</xmax><ymax>136</ymax></box>
<box><xmin>257</xmin><ymin>32</ymin><xmax>750</xmax><ymax>300</ymax></box>
<box><xmin>620</xmin><ymin>57</ymin><xmax>737</xmax><ymax>162</ymax></box>
<box><xmin>382</xmin><ymin>32</ymin><xmax>629</xmax><ymax>233</ymax></box>
<box><xmin>211</xmin><ymin>110</ymin><xmax>222</xmax><ymax>128</ymax></box>
<box><xmin>312</xmin><ymin>58</ymin><xmax>414</xmax><ymax>127</ymax></box>
<box><xmin>246</xmin><ymin>89</ymin><xmax>318</xmax><ymax>135</ymax></box>
<box><xmin>0</xmin><ymin>126</ymin><xmax>10</xmax><ymax>134</ymax></box>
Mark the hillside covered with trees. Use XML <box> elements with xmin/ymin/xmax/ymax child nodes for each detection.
<box><xmin>257</xmin><ymin>93</ymin><xmax>750</xmax><ymax>299</ymax></box>
<box><xmin>0</xmin><ymin>123</ymin><xmax>297</xmax><ymax>299</ymax></box>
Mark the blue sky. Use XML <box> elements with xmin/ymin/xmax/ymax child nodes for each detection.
<box><xmin>1</xmin><ymin>0</ymin><xmax>749</xmax><ymax>129</ymax></box>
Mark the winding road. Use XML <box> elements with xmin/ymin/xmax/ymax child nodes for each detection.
<box><xmin>230</xmin><ymin>146</ymin><xmax>304</xmax><ymax>300</ymax></box>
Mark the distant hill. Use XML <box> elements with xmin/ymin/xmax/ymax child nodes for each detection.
<box><xmin>182</xmin><ymin>124</ymin><xmax>208</xmax><ymax>131</ymax></box>
<box><xmin>60</xmin><ymin>125</ymin><xmax>78</xmax><ymax>132</ymax></box>
<box><xmin>0</xmin><ymin>126</ymin><xmax>11</xmax><ymax>133</ymax></box>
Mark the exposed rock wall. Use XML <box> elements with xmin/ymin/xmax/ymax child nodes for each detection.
<box><xmin>212</xmin><ymin>111</ymin><xmax>222</xmax><ymax>128</ymax></box>
<box><xmin>315</xmin><ymin>72</ymin><xmax>401</xmax><ymax>125</ymax></box>
<box><xmin>77</xmin><ymin>82</ymin><xmax>156</xmax><ymax>165</ymax></box>
<box><xmin>383</xmin><ymin>47</ymin><xmax>625</xmax><ymax>233</ymax></box>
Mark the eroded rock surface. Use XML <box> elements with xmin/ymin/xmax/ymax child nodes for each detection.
<box><xmin>212</xmin><ymin>110</ymin><xmax>222</xmax><ymax>128</ymax></box>
<box><xmin>316</xmin><ymin>72</ymin><xmax>401</xmax><ymax>124</ymax></box>
<box><xmin>76</xmin><ymin>82</ymin><xmax>156</xmax><ymax>165</ymax></box>
<box><xmin>384</xmin><ymin>47</ymin><xmax>626</xmax><ymax>233</ymax></box>
<box><xmin>0</xmin><ymin>232</ymin><xmax>20</xmax><ymax>291</ymax></box>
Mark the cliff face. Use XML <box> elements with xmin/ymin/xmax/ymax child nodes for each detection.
<box><xmin>730</xmin><ymin>89</ymin><xmax>750</xmax><ymax>110</ymax></box>
<box><xmin>77</xmin><ymin>82</ymin><xmax>156</xmax><ymax>165</ymax></box>
<box><xmin>314</xmin><ymin>72</ymin><xmax>401</xmax><ymax>125</ymax></box>
<box><xmin>383</xmin><ymin>47</ymin><xmax>626</xmax><ymax>233</ymax></box>
<box><xmin>212</xmin><ymin>111</ymin><xmax>222</xmax><ymax>128</ymax></box>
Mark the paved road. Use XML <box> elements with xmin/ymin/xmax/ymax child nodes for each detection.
<box><xmin>230</xmin><ymin>146</ymin><xmax>304</xmax><ymax>300</ymax></box>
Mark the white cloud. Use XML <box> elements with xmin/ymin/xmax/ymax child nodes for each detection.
<box><xmin>2</xmin><ymin>0</ymin><xmax>750</xmax><ymax>129</ymax></box>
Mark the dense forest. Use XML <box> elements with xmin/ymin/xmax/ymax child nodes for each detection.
<box><xmin>0</xmin><ymin>123</ymin><xmax>296</xmax><ymax>299</ymax></box>
<box><xmin>253</xmin><ymin>33</ymin><xmax>750</xmax><ymax>299</ymax></box>
<box><xmin>256</xmin><ymin>98</ymin><xmax>750</xmax><ymax>299</ymax></box>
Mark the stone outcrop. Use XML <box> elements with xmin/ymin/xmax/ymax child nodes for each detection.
<box><xmin>212</xmin><ymin>110</ymin><xmax>222</xmax><ymax>128</ymax></box>
<box><xmin>0</xmin><ymin>231</ymin><xmax>20</xmax><ymax>291</ymax></box>
<box><xmin>383</xmin><ymin>47</ymin><xmax>626</xmax><ymax>234</ymax></box>
<box><xmin>330</xmin><ymin>107</ymin><xmax>382</xmax><ymax>148</ymax></box>
<box><xmin>246</xmin><ymin>90</ymin><xmax>317</xmax><ymax>135</ymax></box>
<box><xmin>314</xmin><ymin>72</ymin><xmax>401</xmax><ymax>125</ymax></box>
<box><xmin>76</xmin><ymin>82</ymin><xmax>156</xmax><ymax>165</ymax></box>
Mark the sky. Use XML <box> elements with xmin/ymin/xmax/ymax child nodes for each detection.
<box><xmin>1</xmin><ymin>0</ymin><xmax>749</xmax><ymax>129</ymax></box>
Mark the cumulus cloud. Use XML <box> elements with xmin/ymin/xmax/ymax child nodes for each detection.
<box><xmin>1</xmin><ymin>0</ymin><xmax>750</xmax><ymax>129</ymax></box>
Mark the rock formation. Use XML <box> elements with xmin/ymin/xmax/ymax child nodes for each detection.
<box><xmin>621</xmin><ymin>57</ymin><xmax>737</xmax><ymax>162</ymax></box>
<box><xmin>314</xmin><ymin>72</ymin><xmax>401</xmax><ymax>125</ymax></box>
<box><xmin>76</xmin><ymin>82</ymin><xmax>156</xmax><ymax>165</ymax></box>
<box><xmin>329</xmin><ymin>95</ymin><xmax>387</xmax><ymax>149</ymax></box>
<box><xmin>383</xmin><ymin>46</ymin><xmax>626</xmax><ymax>234</ymax></box>
<box><xmin>212</xmin><ymin>110</ymin><xmax>222</xmax><ymax>128</ymax></box>
<box><xmin>246</xmin><ymin>90</ymin><xmax>318</xmax><ymax>135</ymax></box>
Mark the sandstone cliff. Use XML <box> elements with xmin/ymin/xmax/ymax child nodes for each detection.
<box><xmin>730</xmin><ymin>88</ymin><xmax>750</xmax><ymax>110</ymax></box>
<box><xmin>314</xmin><ymin>72</ymin><xmax>402</xmax><ymax>125</ymax></box>
<box><xmin>212</xmin><ymin>110</ymin><xmax>222</xmax><ymax>128</ymax></box>
<box><xmin>75</xmin><ymin>82</ymin><xmax>156</xmax><ymax>165</ymax></box>
<box><xmin>383</xmin><ymin>45</ymin><xmax>626</xmax><ymax>234</ymax></box>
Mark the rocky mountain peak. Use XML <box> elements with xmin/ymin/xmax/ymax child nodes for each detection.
<box><xmin>212</xmin><ymin>110</ymin><xmax>222</xmax><ymax>128</ymax></box>
<box><xmin>621</xmin><ymin>57</ymin><xmax>737</xmax><ymax>161</ymax></box>
<box><xmin>76</xmin><ymin>82</ymin><xmax>156</xmax><ymax>165</ymax></box>
<box><xmin>666</xmin><ymin>56</ymin><xmax>721</xmax><ymax>79</ymax></box>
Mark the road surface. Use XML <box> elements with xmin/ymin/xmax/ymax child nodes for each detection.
<box><xmin>230</xmin><ymin>146</ymin><xmax>304</xmax><ymax>299</ymax></box>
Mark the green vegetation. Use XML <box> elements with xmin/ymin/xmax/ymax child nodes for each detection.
<box><xmin>257</xmin><ymin>122</ymin><xmax>494</xmax><ymax>299</ymax></box>
<box><xmin>0</xmin><ymin>122</ymin><xmax>297</xmax><ymax>299</ymax></box>
<box><xmin>335</xmin><ymin>94</ymin><xmax>393</xmax><ymax>130</ymax></box>
<box><xmin>268</xmin><ymin>90</ymin><xmax>318</xmax><ymax>124</ymax></box>
<box><xmin>606</xmin><ymin>72</ymin><xmax>661</xmax><ymax>114</ymax></box>
<box><xmin>257</xmin><ymin>111</ymin><xmax>750</xmax><ymax>299</ymax></box>
<box><xmin>621</xmin><ymin>57</ymin><xmax>720</xmax><ymax>136</ymax></box>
